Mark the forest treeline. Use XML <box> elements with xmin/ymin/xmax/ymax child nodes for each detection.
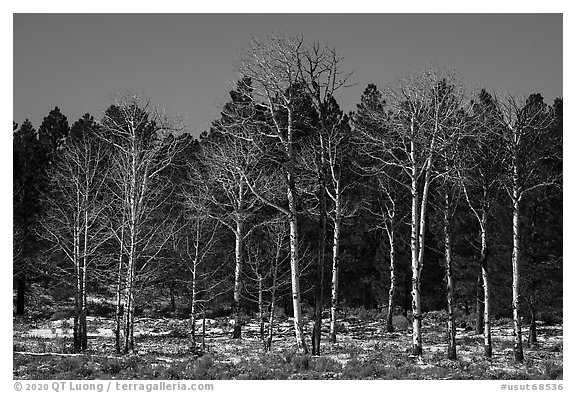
<box><xmin>13</xmin><ymin>34</ymin><xmax>562</xmax><ymax>362</ymax></box>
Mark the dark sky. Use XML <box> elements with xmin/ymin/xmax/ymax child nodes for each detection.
<box><xmin>13</xmin><ymin>13</ymin><xmax>562</xmax><ymax>136</ymax></box>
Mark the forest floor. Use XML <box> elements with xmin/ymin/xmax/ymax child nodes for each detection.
<box><xmin>13</xmin><ymin>311</ymin><xmax>563</xmax><ymax>380</ymax></box>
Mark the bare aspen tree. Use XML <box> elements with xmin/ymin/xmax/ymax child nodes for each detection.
<box><xmin>321</xmin><ymin>104</ymin><xmax>354</xmax><ymax>344</ymax></box>
<box><xmin>197</xmin><ymin>134</ymin><xmax>264</xmax><ymax>339</ymax></box>
<box><xmin>436</xmin><ymin>181</ymin><xmax>461</xmax><ymax>360</ymax></box>
<box><xmin>243</xmin><ymin>221</ymin><xmax>287</xmax><ymax>344</ymax></box>
<box><xmin>365</xmin><ymin>174</ymin><xmax>405</xmax><ymax>334</ymax></box>
<box><xmin>430</xmin><ymin>78</ymin><xmax>471</xmax><ymax>360</ymax></box>
<box><xmin>178</xmin><ymin>176</ymin><xmax>222</xmax><ymax>348</ymax></box>
<box><xmin>493</xmin><ymin>93</ymin><xmax>559</xmax><ymax>363</ymax></box>
<box><xmin>460</xmin><ymin>89</ymin><xmax>504</xmax><ymax>358</ymax></box>
<box><xmin>353</xmin><ymin>84</ymin><xmax>407</xmax><ymax>335</ymax></box>
<box><xmin>241</xmin><ymin>219</ymin><xmax>292</xmax><ymax>351</ymax></box>
<box><xmin>244</xmin><ymin>243</ymin><xmax>268</xmax><ymax>341</ymax></box>
<box><xmin>355</xmin><ymin>67</ymin><xmax>466</xmax><ymax>356</ymax></box>
<box><xmin>39</xmin><ymin>116</ymin><xmax>109</xmax><ymax>352</ymax></box>
<box><xmin>228</xmin><ymin>34</ymin><xmax>312</xmax><ymax>353</ymax></box>
<box><xmin>100</xmin><ymin>93</ymin><xmax>182</xmax><ymax>354</ymax></box>
<box><xmin>297</xmin><ymin>42</ymin><xmax>353</xmax><ymax>353</ymax></box>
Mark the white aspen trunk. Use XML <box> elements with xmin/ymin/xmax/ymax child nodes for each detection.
<box><xmin>190</xmin><ymin>258</ymin><xmax>197</xmax><ymax>346</ymax></box>
<box><xmin>81</xmin><ymin>204</ymin><xmax>89</xmax><ymax>351</ymax></box>
<box><xmin>409</xmin><ymin>137</ymin><xmax>423</xmax><ymax>356</ymax></box>
<box><xmin>124</xmin><ymin>205</ymin><xmax>137</xmax><ymax>353</ymax></box>
<box><xmin>288</xmin><ymin>215</ymin><xmax>307</xmax><ymax>353</ymax></box>
<box><xmin>258</xmin><ymin>275</ymin><xmax>264</xmax><ymax>341</ymax></box>
<box><xmin>73</xmin><ymin>221</ymin><xmax>81</xmax><ymax>352</ymax></box>
<box><xmin>73</xmin><ymin>181</ymin><xmax>82</xmax><ymax>352</ymax></box>
<box><xmin>410</xmin><ymin>186</ymin><xmax>422</xmax><ymax>355</ymax></box>
<box><xmin>190</xmin><ymin>220</ymin><xmax>201</xmax><ymax>348</ymax></box>
<box><xmin>385</xmin><ymin>223</ymin><xmax>396</xmax><ymax>333</ymax></box>
<box><xmin>233</xmin><ymin>221</ymin><xmax>243</xmax><ymax>339</ymax></box>
<box><xmin>412</xmin><ymin>156</ymin><xmax>432</xmax><ymax>357</ymax></box>
<box><xmin>443</xmin><ymin>192</ymin><xmax>457</xmax><ymax>360</ymax></box>
<box><xmin>512</xmin><ymin>179</ymin><xmax>524</xmax><ymax>362</ymax></box>
<box><xmin>286</xmin><ymin>107</ymin><xmax>308</xmax><ymax>354</ymax></box>
<box><xmin>480</xmin><ymin>210</ymin><xmax>492</xmax><ymax>358</ymax></box>
<box><xmin>123</xmin><ymin>144</ymin><xmax>138</xmax><ymax>354</ymax></box>
<box><xmin>115</xmin><ymin>225</ymin><xmax>125</xmax><ymax>355</ymax></box>
<box><xmin>202</xmin><ymin>306</ymin><xmax>206</xmax><ymax>352</ymax></box>
<box><xmin>123</xmin><ymin>248</ymin><xmax>136</xmax><ymax>354</ymax></box>
<box><xmin>329</xmin><ymin>195</ymin><xmax>342</xmax><ymax>343</ymax></box>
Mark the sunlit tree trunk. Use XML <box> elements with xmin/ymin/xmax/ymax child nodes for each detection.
<box><xmin>286</xmin><ymin>108</ymin><xmax>308</xmax><ymax>354</ymax></box>
<box><xmin>329</xmin><ymin>195</ymin><xmax>342</xmax><ymax>343</ymax></box>
<box><xmin>258</xmin><ymin>274</ymin><xmax>265</xmax><ymax>341</ymax></box>
<box><xmin>73</xmin><ymin>220</ymin><xmax>81</xmax><ymax>352</ymax></box>
<box><xmin>385</xmin><ymin>223</ymin><xmax>396</xmax><ymax>333</ymax></box>
<box><xmin>409</xmin><ymin>156</ymin><xmax>422</xmax><ymax>356</ymax></box>
<box><xmin>202</xmin><ymin>306</ymin><xmax>206</xmax><ymax>353</ymax></box>
<box><xmin>115</xmin><ymin>225</ymin><xmax>125</xmax><ymax>355</ymax></box>
<box><xmin>512</xmin><ymin>175</ymin><xmax>524</xmax><ymax>362</ymax></box>
<box><xmin>443</xmin><ymin>192</ymin><xmax>457</xmax><ymax>360</ymax></box>
<box><xmin>233</xmin><ymin>219</ymin><xmax>243</xmax><ymax>339</ymax></box>
<box><xmin>123</xmin><ymin>247</ymin><xmax>136</xmax><ymax>353</ymax></box>
<box><xmin>288</xmin><ymin>213</ymin><xmax>307</xmax><ymax>353</ymax></box>
<box><xmin>189</xmin><ymin>224</ymin><xmax>200</xmax><ymax>347</ymax></box>
<box><xmin>122</xmin><ymin>148</ymin><xmax>138</xmax><ymax>354</ymax></box>
<box><xmin>479</xmin><ymin>210</ymin><xmax>492</xmax><ymax>357</ymax></box>
<box><xmin>190</xmin><ymin>276</ymin><xmax>197</xmax><ymax>346</ymax></box>
<box><xmin>80</xmin><ymin>201</ymin><xmax>89</xmax><ymax>351</ymax></box>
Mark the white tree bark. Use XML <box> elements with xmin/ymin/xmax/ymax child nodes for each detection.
<box><xmin>385</xmin><ymin>221</ymin><xmax>396</xmax><ymax>333</ymax></box>
<box><xmin>512</xmin><ymin>170</ymin><xmax>524</xmax><ymax>363</ymax></box>
<box><xmin>480</xmin><ymin>212</ymin><xmax>492</xmax><ymax>357</ymax></box>
<box><xmin>443</xmin><ymin>192</ymin><xmax>457</xmax><ymax>360</ymax></box>
<box><xmin>329</xmin><ymin>195</ymin><xmax>341</xmax><ymax>343</ymax></box>
<box><xmin>233</xmin><ymin>219</ymin><xmax>243</xmax><ymax>339</ymax></box>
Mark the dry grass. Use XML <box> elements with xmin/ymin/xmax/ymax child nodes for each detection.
<box><xmin>13</xmin><ymin>312</ymin><xmax>563</xmax><ymax>380</ymax></box>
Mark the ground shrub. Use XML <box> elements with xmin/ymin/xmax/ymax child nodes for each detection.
<box><xmin>311</xmin><ymin>356</ymin><xmax>342</xmax><ymax>373</ymax></box>
<box><xmin>291</xmin><ymin>354</ymin><xmax>310</xmax><ymax>371</ymax></box>
<box><xmin>341</xmin><ymin>358</ymin><xmax>370</xmax><ymax>378</ymax></box>
<box><xmin>123</xmin><ymin>354</ymin><xmax>142</xmax><ymax>370</ymax></box>
<box><xmin>386</xmin><ymin>364</ymin><xmax>416</xmax><ymax>379</ymax></box>
<box><xmin>549</xmin><ymin>342</ymin><xmax>563</xmax><ymax>352</ymax></box>
<box><xmin>539</xmin><ymin>311</ymin><xmax>562</xmax><ymax>326</ymax></box>
<box><xmin>161</xmin><ymin>362</ymin><xmax>189</xmax><ymax>379</ymax></box>
<box><xmin>189</xmin><ymin>353</ymin><xmax>219</xmax><ymax>379</ymax></box>
<box><xmin>101</xmin><ymin>358</ymin><xmax>123</xmax><ymax>374</ymax></box>
<box><xmin>335</xmin><ymin>321</ymin><xmax>349</xmax><ymax>334</ymax></box>
<box><xmin>50</xmin><ymin>309</ymin><xmax>74</xmax><ymax>321</ymax></box>
<box><xmin>543</xmin><ymin>360</ymin><xmax>563</xmax><ymax>379</ymax></box>
<box><xmin>392</xmin><ymin>315</ymin><xmax>410</xmax><ymax>330</ymax></box>
<box><xmin>168</xmin><ymin>327</ymin><xmax>188</xmax><ymax>338</ymax></box>
<box><xmin>56</xmin><ymin>356</ymin><xmax>95</xmax><ymax>378</ymax></box>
